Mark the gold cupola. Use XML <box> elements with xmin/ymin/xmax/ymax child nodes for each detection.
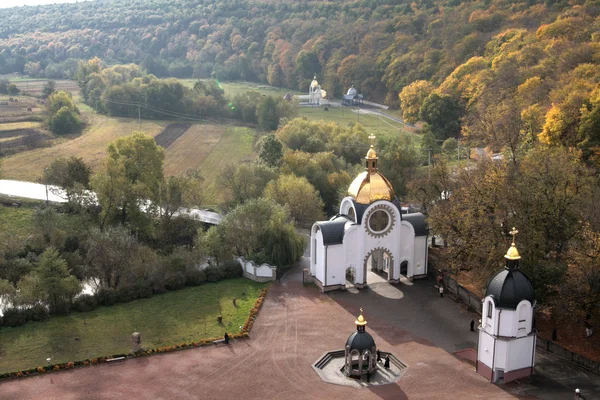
<box><xmin>347</xmin><ymin>135</ymin><xmax>396</xmax><ymax>204</ymax></box>
<box><xmin>355</xmin><ymin>308</ymin><xmax>367</xmax><ymax>326</ymax></box>
<box><xmin>504</xmin><ymin>227</ymin><xmax>521</xmax><ymax>261</ymax></box>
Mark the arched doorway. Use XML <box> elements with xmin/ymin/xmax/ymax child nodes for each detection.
<box><xmin>364</xmin><ymin>248</ymin><xmax>393</xmax><ymax>284</ymax></box>
<box><xmin>345</xmin><ymin>267</ymin><xmax>357</xmax><ymax>287</ymax></box>
<box><xmin>400</xmin><ymin>261</ymin><xmax>408</xmax><ymax>277</ymax></box>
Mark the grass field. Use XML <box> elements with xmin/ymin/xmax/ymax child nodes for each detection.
<box><xmin>1</xmin><ymin>115</ymin><xmax>167</xmax><ymax>181</ymax></box>
<box><xmin>298</xmin><ymin>105</ymin><xmax>414</xmax><ymax>140</ymax></box>
<box><xmin>0</xmin><ymin>278</ymin><xmax>267</xmax><ymax>374</ymax></box>
<box><xmin>0</xmin><ymin>121</ymin><xmax>41</xmax><ymax>132</ymax></box>
<box><xmin>195</xmin><ymin>126</ymin><xmax>255</xmax><ymax>204</ymax></box>
<box><xmin>181</xmin><ymin>79</ymin><xmax>303</xmax><ymax>99</ymax></box>
<box><xmin>0</xmin><ymin>205</ymin><xmax>37</xmax><ymax>238</ymax></box>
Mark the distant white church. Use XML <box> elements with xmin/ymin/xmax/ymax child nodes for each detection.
<box><xmin>309</xmin><ymin>136</ymin><xmax>428</xmax><ymax>292</ymax></box>
<box><xmin>295</xmin><ymin>75</ymin><xmax>327</xmax><ymax>106</ymax></box>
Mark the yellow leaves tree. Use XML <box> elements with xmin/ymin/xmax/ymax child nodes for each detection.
<box><xmin>399</xmin><ymin>80</ymin><xmax>434</xmax><ymax>124</ymax></box>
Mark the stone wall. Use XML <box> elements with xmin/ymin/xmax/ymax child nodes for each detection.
<box><xmin>237</xmin><ymin>257</ymin><xmax>277</xmax><ymax>283</ymax></box>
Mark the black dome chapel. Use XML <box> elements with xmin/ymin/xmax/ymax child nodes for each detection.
<box><xmin>346</xmin><ymin>330</ymin><xmax>376</xmax><ymax>353</ymax></box>
<box><xmin>485</xmin><ymin>268</ymin><xmax>534</xmax><ymax>309</ymax></box>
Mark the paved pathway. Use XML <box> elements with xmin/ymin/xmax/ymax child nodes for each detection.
<box><xmin>1</xmin><ymin>258</ymin><xmax>598</xmax><ymax>399</ymax></box>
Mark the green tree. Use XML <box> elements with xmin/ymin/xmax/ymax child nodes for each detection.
<box><xmin>17</xmin><ymin>247</ymin><xmax>81</xmax><ymax>314</ymax></box>
<box><xmin>92</xmin><ymin>132</ymin><xmax>165</xmax><ymax>229</ymax></box>
<box><xmin>257</xmin><ymin>96</ymin><xmax>279</xmax><ymax>131</ymax></box>
<box><xmin>42</xmin><ymin>80</ymin><xmax>56</xmax><ymax>99</ymax></box>
<box><xmin>264</xmin><ymin>174</ymin><xmax>325</xmax><ymax>227</ymax></box>
<box><xmin>419</xmin><ymin>93</ymin><xmax>463</xmax><ymax>140</ymax></box>
<box><xmin>7</xmin><ymin>83</ymin><xmax>19</xmax><ymax>95</ymax></box>
<box><xmin>46</xmin><ymin>91</ymin><xmax>81</xmax><ymax>135</ymax></box>
<box><xmin>217</xmin><ymin>198</ymin><xmax>304</xmax><ymax>266</ymax></box>
<box><xmin>85</xmin><ymin>226</ymin><xmax>140</xmax><ymax>289</ymax></box>
<box><xmin>257</xmin><ymin>133</ymin><xmax>283</xmax><ymax>167</ymax></box>
<box><xmin>44</xmin><ymin>156</ymin><xmax>91</xmax><ymax>204</ymax></box>
<box><xmin>219</xmin><ymin>163</ymin><xmax>277</xmax><ymax>206</ymax></box>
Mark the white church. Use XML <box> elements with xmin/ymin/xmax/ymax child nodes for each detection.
<box><xmin>309</xmin><ymin>136</ymin><xmax>428</xmax><ymax>292</ymax></box>
<box><xmin>477</xmin><ymin>228</ymin><xmax>537</xmax><ymax>383</ymax></box>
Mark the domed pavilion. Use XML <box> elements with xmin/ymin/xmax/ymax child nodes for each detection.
<box><xmin>477</xmin><ymin>227</ymin><xmax>537</xmax><ymax>383</ymax></box>
<box><xmin>344</xmin><ymin>308</ymin><xmax>377</xmax><ymax>378</ymax></box>
<box><xmin>310</xmin><ymin>135</ymin><xmax>429</xmax><ymax>292</ymax></box>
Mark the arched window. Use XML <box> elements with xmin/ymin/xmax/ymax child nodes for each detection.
<box><xmin>517</xmin><ymin>303</ymin><xmax>529</xmax><ymax>333</ymax></box>
<box><xmin>487</xmin><ymin>301</ymin><xmax>494</xmax><ymax>320</ymax></box>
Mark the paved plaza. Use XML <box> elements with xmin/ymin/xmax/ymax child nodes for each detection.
<box><xmin>1</xmin><ymin>257</ymin><xmax>599</xmax><ymax>399</ymax></box>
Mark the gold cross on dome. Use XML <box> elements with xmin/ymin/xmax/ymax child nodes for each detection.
<box><xmin>368</xmin><ymin>134</ymin><xmax>376</xmax><ymax>146</ymax></box>
<box><xmin>360</xmin><ymin>307</ymin><xmax>363</xmax><ymax>314</ymax></box>
<box><xmin>509</xmin><ymin>227</ymin><xmax>519</xmax><ymax>244</ymax></box>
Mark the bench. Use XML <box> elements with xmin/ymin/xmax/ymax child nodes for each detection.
<box><xmin>106</xmin><ymin>357</ymin><xmax>126</xmax><ymax>363</ymax></box>
<box><xmin>213</xmin><ymin>339</ymin><xmax>226</xmax><ymax>345</ymax></box>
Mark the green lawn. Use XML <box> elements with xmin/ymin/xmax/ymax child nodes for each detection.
<box><xmin>0</xmin><ymin>205</ymin><xmax>36</xmax><ymax>238</ymax></box>
<box><xmin>298</xmin><ymin>106</ymin><xmax>414</xmax><ymax>140</ymax></box>
<box><xmin>181</xmin><ymin>79</ymin><xmax>303</xmax><ymax>99</ymax></box>
<box><xmin>199</xmin><ymin>126</ymin><xmax>256</xmax><ymax>205</ymax></box>
<box><xmin>0</xmin><ymin>279</ymin><xmax>267</xmax><ymax>373</ymax></box>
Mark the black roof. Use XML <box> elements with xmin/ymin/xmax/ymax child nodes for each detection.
<box><xmin>486</xmin><ymin>268</ymin><xmax>534</xmax><ymax>309</ymax></box>
<box><xmin>317</xmin><ymin>215</ymin><xmax>352</xmax><ymax>245</ymax></box>
<box><xmin>402</xmin><ymin>212</ymin><xmax>428</xmax><ymax>236</ymax></box>
<box><xmin>346</xmin><ymin>331</ymin><xmax>376</xmax><ymax>353</ymax></box>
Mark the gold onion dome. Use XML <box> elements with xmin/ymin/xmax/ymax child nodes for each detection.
<box><xmin>504</xmin><ymin>227</ymin><xmax>521</xmax><ymax>260</ymax></box>
<box><xmin>310</xmin><ymin>74</ymin><xmax>319</xmax><ymax>88</ymax></box>
<box><xmin>355</xmin><ymin>308</ymin><xmax>367</xmax><ymax>326</ymax></box>
<box><xmin>347</xmin><ymin>135</ymin><xmax>396</xmax><ymax>204</ymax></box>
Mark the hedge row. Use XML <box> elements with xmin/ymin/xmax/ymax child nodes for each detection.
<box><xmin>0</xmin><ymin>261</ymin><xmax>243</xmax><ymax>329</ymax></box>
<box><xmin>0</xmin><ymin>285</ymin><xmax>270</xmax><ymax>381</ymax></box>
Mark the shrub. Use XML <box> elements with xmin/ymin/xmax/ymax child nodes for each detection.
<box><xmin>96</xmin><ymin>288</ymin><xmax>116</xmax><ymax>306</ymax></box>
<box><xmin>164</xmin><ymin>272</ymin><xmax>186</xmax><ymax>290</ymax></box>
<box><xmin>72</xmin><ymin>294</ymin><xmax>98</xmax><ymax>312</ymax></box>
<box><xmin>185</xmin><ymin>269</ymin><xmax>206</xmax><ymax>286</ymax></box>
<box><xmin>221</xmin><ymin>261</ymin><xmax>243</xmax><ymax>279</ymax></box>
<box><xmin>115</xmin><ymin>286</ymin><xmax>136</xmax><ymax>303</ymax></box>
<box><xmin>204</xmin><ymin>265</ymin><xmax>224</xmax><ymax>282</ymax></box>
<box><xmin>25</xmin><ymin>304</ymin><xmax>50</xmax><ymax>322</ymax></box>
<box><xmin>133</xmin><ymin>281</ymin><xmax>153</xmax><ymax>298</ymax></box>
<box><xmin>2</xmin><ymin>308</ymin><xmax>27</xmax><ymax>327</ymax></box>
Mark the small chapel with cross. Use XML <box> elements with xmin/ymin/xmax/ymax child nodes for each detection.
<box><xmin>309</xmin><ymin>135</ymin><xmax>429</xmax><ymax>291</ymax></box>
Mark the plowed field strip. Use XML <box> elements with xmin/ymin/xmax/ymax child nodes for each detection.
<box><xmin>154</xmin><ymin>123</ymin><xmax>192</xmax><ymax>148</ymax></box>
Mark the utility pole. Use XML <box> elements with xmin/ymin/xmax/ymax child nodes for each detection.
<box><xmin>457</xmin><ymin>139</ymin><xmax>460</xmax><ymax>164</ymax></box>
<box><xmin>427</xmin><ymin>148</ymin><xmax>432</xmax><ymax>180</ymax></box>
<box><xmin>44</xmin><ymin>167</ymin><xmax>49</xmax><ymax>206</ymax></box>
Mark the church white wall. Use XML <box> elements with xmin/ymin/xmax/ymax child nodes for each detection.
<box><xmin>478</xmin><ymin>331</ymin><xmax>494</xmax><ymax>367</ymax></box>
<box><xmin>326</xmin><ymin>245</ymin><xmax>346</xmax><ymax>286</ymax></box>
<box><xmin>499</xmin><ymin>310</ymin><xmax>515</xmax><ymax>337</ymax></box>
<box><xmin>413</xmin><ymin>236</ymin><xmax>427</xmax><ymax>276</ymax></box>
<box><xmin>311</xmin><ymin>229</ymin><xmax>326</xmax><ymax>284</ymax></box>
<box><xmin>399</xmin><ymin>221</ymin><xmax>415</xmax><ymax>276</ymax></box>
<box><xmin>505</xmin><ymin>336</ymin><xmax>535</xmax><ymax>371</ymax></box>
<box><xmin>482</xmin><ymin>297</ymin><xmax>497</xmax><ymax>336</ymax></box>
<box><xmin>494</xmin><ymin>340</ymin><xmax>507</xmax><ymax>369</ymax></box>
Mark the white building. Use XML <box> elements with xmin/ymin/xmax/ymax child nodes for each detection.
<box><xmin>309</xmin><ymin>136</ymin><xmax>428</xmax><ymax>292</ymax></box>
<box><xmin>296</xmin><ymin>75</ymin><xmax>327</xmax><ymax>105</ymax></box>
<box><xmin>477</xmin><ymin>229</ymin><xmax>537</xmax><ymax>383</ymax></box>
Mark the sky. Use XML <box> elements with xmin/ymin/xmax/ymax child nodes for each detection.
<box><xmin>0</xmin><ymin>0</ymin><xmax>93</xmax><ymax>8</ymax></box>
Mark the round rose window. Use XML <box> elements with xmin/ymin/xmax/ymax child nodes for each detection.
<box><xmin>368</xmin><ymin>210</ymin><xmax>390</xmax><ymax>233</ymax></box>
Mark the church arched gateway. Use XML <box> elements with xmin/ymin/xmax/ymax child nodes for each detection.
<box><xmin>309</xmin><ymin>135</ymin><xmax>429</xmax><ymax>292</ymax></box>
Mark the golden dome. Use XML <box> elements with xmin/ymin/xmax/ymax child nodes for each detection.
<box><xmin>505</xmin><ymin>244</ymin><xmax>521</xmax><ymax>260</ymax></box>
<box><xmin>310</xmin><ymin>75</ymin><xmax>319</xmax><ymax>88</ymax></box>
<box><xmin>355</xmin><ymin>308</ymin><xmax>367</xmax><ymax>326</ymax></box>
<box><xmin>366</xmin><ymin>146</ymin><xmax>377</xmax><ymax>159</ymax></box>
<box><xmin>348</xmin><ymin>171</ymin><xmax>396</xmax><ymax>204</ymax></box>
<box><xmin>347</xmin><ymin>135</ymin><xmax>396</xmax><ymax>204</ymax></box>
<box><xmin>504</xmin><ymin>227</ymin><xmax>521</xmax><ymax>260</ymax></box>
